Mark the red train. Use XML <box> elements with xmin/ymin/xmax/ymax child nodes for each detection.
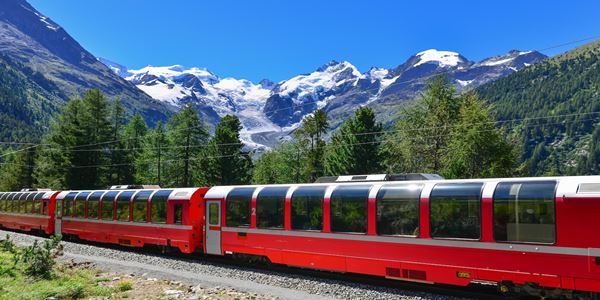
<box><xmin>1</xmin><ymin>175</ymin><xmax>600</xmax><ymax>299</ymax></box>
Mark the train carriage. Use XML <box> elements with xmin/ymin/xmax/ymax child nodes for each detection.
<box><xmin>203</xmin><ymin>176</ymin><xmax>600</xmax><ymax>298</ymax></box>
<box><xmin>55</xmin><ymin>187</ymin><xmax>208</xmax><ymax>253</ymax></box>
<box><xmin>0</xmin><ymin>190</ymin><xmax>59</xmax><ymax>234</ymax></box>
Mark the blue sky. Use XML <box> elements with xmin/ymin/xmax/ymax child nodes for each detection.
<box><xmin>29</xmin><ymin>0</ymin><xmax>600</xmax><ymax>82</ymax></box>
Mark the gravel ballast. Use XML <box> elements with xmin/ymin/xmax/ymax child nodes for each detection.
<box><xmin>0</xmin><ymin>229</ymin><xmax>472</xmax><ymax>300</ymax></box>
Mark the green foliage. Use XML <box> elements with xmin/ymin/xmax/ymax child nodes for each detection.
<box><xmin>252</xmin><ymin>141</ymin><xmax>310</xmax><ymax>184</ymax></box>
<box><xmin>382</xmin><ymin>77</ymin><xmax>518</xmax><ymax>178</ymax></box>
<box><xmin>442</xmin><ymin>92</ymin><xmax>518</xmax><ymax>178</ymax></box>
<box><xmin>325</xmin><ymin>107</ymin><xmax>383</xmax><ymax>175</ymax></box>
<box><xmin>165</xmin><ymin>104</ymin><xmax>209</xmax><ymax>187</ymax></box>
<box><xmin>477</xmin><ymin>40</ymin><xmax>600</xmax><ymax>175</ymax></box>
<box><xmin>203</xmin><ymin>115</ymin><xmax>252</xmax><ymax>185</ymax></box>
<box><xmin>21</xmin><ymin>236</ymin><xmax>63</xmax><ymax>279</ymax></box>
<box><xmin>295</xmin><ymin>109</ymin><xmax>328</xmax><ymax>181</ymax></box>
<box><xmin>0</xmin><ymin>146</ymin><xmax>37</xmax><ymax>191</ymax></box>
<box><xmin>34</xmin><ymin>89</ymin><xmax>113</xmax><ymax>189</ymax></box>
<box><xmin>135</xmin><ymin>121</ymin><xmax>168</xmax><ymax>186</ymax></box>
<box><xmin>0</xmin><ymin>235</ymin><xmax>113</xmax><ymax>299</ymax></box>
<box><xmin>381</xmin><ymin>76</ymin><xmax>460</xmax><ymax>173</ymax></box>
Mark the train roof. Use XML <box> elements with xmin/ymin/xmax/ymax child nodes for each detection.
<box><xmin>204</xmin><ymin>175</ymin><xmax>600</xmax><ymax>199</ymax></box>
<box><xmin>56</xmin><ymin>187</ymin><xmax>201</xmax><ymax>200</ymax></box>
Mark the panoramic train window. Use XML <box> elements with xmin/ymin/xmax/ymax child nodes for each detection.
<box><xmin>430</xmin><ymin>183</ymin><xmax>483</xmax><ymax>239</ymax></box>
<box><xmin>226</xmin><ymin>188</ymin><xmax>255</xmax><ymax>227</ymax></box>
<box><xmin>74</xmin><ymin>192</ymin><xmax>90</xmax><ymax>218</ymax></box>
<box><xmin>330</xmin><ymin>185</ymin><xmax>370</xmax><ymax>233</ymax></box>
<box><xmin>33</xmin><ymin>193</ymin><xmax>44</xmax><ymax>214</ymax></box>
<box><xmin>256</xmin><ymin>187</ymin><xmax>287</xmax><ymax>229</ymax></box>
<box><xmin>87</xmin><ymin>191</ymin><xmax>104</xmax><ymax>219</ymax></box>
<box><xmin>101</xmin><ymin>191</ymin><xmax>118</xmax><ymax>221</ymax></box>
<box><xmin>23</xmin><ymin>193</ymin><xmax>35</xmax><ymax>214</ymax></box>
<box><xmin>493</xmin><ymin>181</ymin><xmax>557</xmax><ymax>244</ymax></box>
<box><xmin>63</xmin><ymin>192</ymin><xmax>78</xmax><ymax>217</ymax></box>
<box><xmin>19</xmin><ymin>193</ymin><xmax>26</xmax><ymax>213</ymax></box>
<box><xmin>0</xmin><ymin>193</ymin><xmax>4</xmax><ymax>212</ymax></box>
<box><xmin>150</xmin><ymin>190</ymin><xmax>172</xmax><ymax>224</ymax></box>
<box><xmin>132</xmin><ymin>190</ymin><xmax>152</xmax><ymax>223</ymax></box>
<box><xmin>291</xmin><ymin>186</ymin><xmax>326</xmax><ymax>231</ymax></box>
<box><xmin>376</xmin><ymin>184</ymin><xmax>423</xmax><ymax>236</ymax></box>
<box><xmin>116</xmin><ymin>191</ymin><xmax>135</xmax><ymax>222</ymax></box>
<box><xmin>10</xmin><ymin>193</ymin><xmax>20</xmax><ymax>213</ymax></box>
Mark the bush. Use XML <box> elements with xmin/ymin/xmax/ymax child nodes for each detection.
<box><xmin>117</xmin><ymin>280</ymin><xmax>133</xmax><ymax>292</ymax></box>
<box><xmin>21</xmin><ymin>235</ymin><xmax>63</xmax><ymax>279</ymax></box>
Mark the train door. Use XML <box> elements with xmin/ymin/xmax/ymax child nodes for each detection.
<box><xmin>205</xmin><ymin>200</ymin><xmax>221</xmax><ymax>255</ymax></box>
<box><xmin>54</xmin><ymin>198</ymin><xmax>62</xmax><ymax>235</ymax></box>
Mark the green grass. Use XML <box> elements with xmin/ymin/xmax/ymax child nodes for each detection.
<box><xmin>0</xmin><ymin>250</ymin><xmax>114</xmax><ymax>300</ymax></box>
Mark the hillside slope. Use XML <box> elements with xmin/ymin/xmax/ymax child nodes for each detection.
<box><xmin>477</xmin><ymin>40</ymin><xmax>600</xmax><ymax>175</ymax></box>
<box><xmin>0</xmin><ymin>0</ymin><xmax>173</xmax><ymax>135</ymax></box>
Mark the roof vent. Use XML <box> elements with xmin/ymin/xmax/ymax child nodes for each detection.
<box><xmin>314</xmin><ymin>173</ymin><xmax>443</xmax><ymax>183</ymax></box>
<box><xmin>20</xmin><ymin>188</ymin><xmax>51</xmax><ymax>192</ymax></box>
<box><xmin>109</xmin><ymin>185</ymin><xmax>161</xmax><ymax>190</ymax></box>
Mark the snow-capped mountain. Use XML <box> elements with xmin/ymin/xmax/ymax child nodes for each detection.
<box><xmin>99</xmin><ymin>60</ymin><xmax>279</xmax><ymax>150</ymax></box>
<box><xmin>101</xmin><ymin>49</ymin><xmax>546</xmax><ymax>150</ymax></box>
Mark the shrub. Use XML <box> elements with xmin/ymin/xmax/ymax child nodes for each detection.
<box><xmin>22</xmin><ymin>235</ymin><xmax>63</xmax><ymax>279</ymax></box>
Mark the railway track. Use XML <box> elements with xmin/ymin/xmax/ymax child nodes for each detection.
<box><xmin>1</xmin><ymin>228</ymin><xmax>524</xmax><ymax>300</ymax></box>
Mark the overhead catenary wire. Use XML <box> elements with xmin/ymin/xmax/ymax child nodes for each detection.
<box><xmin>2</xmin><ymin>108</ymin><xmax>599</xmax><ymax>154</ymax></box>
<box><xmin>2</xmin><ymin>114</ymin><xmax>598</xmax><ymax>169</ymax></box>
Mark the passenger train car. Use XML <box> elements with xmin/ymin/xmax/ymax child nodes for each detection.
<box><xmin>0</xmin><ymin>175</ymin><xmax>599</xmax><ymax>299</ymax></box>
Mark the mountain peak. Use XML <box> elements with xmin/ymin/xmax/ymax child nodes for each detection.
<box><xmin>413</xmin><ymin>49</ymin><xmax>468</xmax><ymax>68</ymax></box>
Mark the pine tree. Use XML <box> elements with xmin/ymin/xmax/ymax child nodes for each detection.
<box><xmin>252</xmin><ymin>140</ymin><xmax>310</xmax><ymax>184</ymax></box>
<box><xmin>76</xmin><ymin>89</ymin><xmax>113</xmax><ymax>188</ymax></box>
<box><xmin>135</xmin><ymin>121</ymin><xmax>167</xmax><ymax>186</ymax></box>
<box><xmin>123</xmin><ymin>113</ymin><xmax>147</xmax><ymax>184</ymax></box>
<box><xmin>325</xmin><ymin>107</ymin><xmax>382</xmax><ymax>175</ymax></box>
<box><xmin>381</xmin><ymin>76</ymin><xmax>459</xmax><ymax>173</ymax></box>
<box><xmin>166</xmin><ymin>104</ymin><xmax>208</xmax><ymax>187</ymax></box>
<box><xmin>442</xmin><ymin>92</ymin><xmax>518</xmax><ymax>178</ymax></box>
<box><xmin>0</xmin><ymin>146</ymin><xmax>37</xmax><ymax>191</ymax></box>
<box><xmin>295</xmin><ymin>109</ymin><xmax>328</xmax><ymax>181</ymax></box>
<box><xmin>108</xmin><ymin>98</ymin><xmax>128</xmax><ymax>184</ymax></box>
<box><xmin>204</xmin><ymin>115</ymin><xmax>252</xmax><ymax>185</ymax></box>
<box><xmin>35</xmin><ymin>89</ymin><xmax>113</xmax><ymax>189</ymax></box>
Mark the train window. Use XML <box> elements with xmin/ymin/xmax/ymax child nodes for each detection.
<box><xmin>376</xmin><ymin>184</ymin><xmax>423</xmax><ymax>236</ymax></box>
<box><xmin>226</xmin><ymin>188</ymin><xmax>254</xmax><ymax>227</ymax></box>
<box><xmin>101</xmin><ymin>191</ymin><xmax>118</xmax><ymax>221</ymax></box>
<box><xmin>116</xmin><ymin>191</ymin><xmax>134</xmax><ymax>222</ymax></box>
<box><xmin>208</xmin><ymin>203</ymin><xmax>219</xmax><ymax>225</ymax></box>
<box><xmin>430</xmin><ymin>183</ymin><xmax>483</xmax><ymax>239</ymax></box>
<box><xmin>0</xmin><ymin>192</ymin><xmax>4</xmax><ymax>212</ymax></box>
<box><xmin>493</xmin><ymin>181</ymin><xmax>556</xmax><ymax>244</ymax></box>
<box><xmin>291</xmin><ymin>186</ymin><xmax>326</xmax><ymax>231</ymax></box>
<box><xmin>330</xmin><ymin>185</ymin><xmax>370</xmax><ymax>233</ymax></box>
<box><xmin>5</xmin><ymin>193</ymin><xmax>13</xmax><ymax>212</ymax></box>
<box><xmin>63</xmin><ymin>192</ymin><xmax>78</xmax><ymax>217</ymax></box>
<box><xmin>256</xmin><ymin>187</ymin><xmax>287</xmax><ymax>229</ymax></box>
<box><xmin>33</xmin><ymin>193</ymin><xmax>44</xmax><ymax>214</ymax></box>
<box><xmin>18</xmin><ymin>193</ymin><xmax>28</xmax><ymax>214</ymax></box>
<box><xmin>24</xmin><ymin>193</ymin><xmax>35</xmax><ymax>214</ymax></box>
<box><xmin>150</xmin><ymin>190</ymin><xmax>172</xmax><ymax>224</ymax></box>
<box><xmin>173</xmin><ymin>203</ymin><xmax>183</xmax><ymax>224</ymax></box>
<box><xmin>87</xmin><ymin>192</ymin><xmax>103</xmax><ymax>219</ymax></box>
<box><xmin>132</xmin><ymin>190</ymin><xmax>152</xmax><ymax>223</ymax></box>
<box><xmin>10</xmin><ymin>193</ymin><xmax>19</xmax><ymax>213</ymax></box>
<box><xmin>74</xmin><ymin>192</ymin><xmax>90</xmax><ymax>218</ymax></box>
